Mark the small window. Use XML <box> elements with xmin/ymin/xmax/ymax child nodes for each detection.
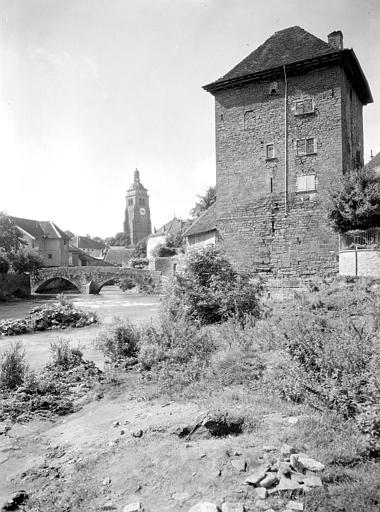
<box><xmin>296</xmin><ymin>137</ymin><xmax>317</xmax><ymax>156</ymax></box>
<box><xmin>266</xmin><ymin>143</ymin><xmax>275</xmax><ymax>160</ymax></box>
<box><xmin>269</xmin><ymin>81</ymin><xmax>278</xmax><ymax>95</ymax></box>
<box><xmin>296</xmin><ymin>174</ymin><xmax>317</xmax><ymax>193</ymax></box>
<box><xmin>295</xmin><ymin>99</ymin><xmax>314</xmax><ymax>115</ymax></box>
<box><xmin>48</xmin><ymin>254</ymin><xmax>52</xmax><ymax>259</ymax></box>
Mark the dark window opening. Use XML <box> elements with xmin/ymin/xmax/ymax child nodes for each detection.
<box><xmin>221</xmin><ymin>113</ymin><xmax>224</xmax><ymax>121</ymax></box>
<box><xmin>48</xmin><ymin>254</ymin><xmax>52</xmax><ymax>259</ymax></box>
<box><xmin>271</xmin><ymin>220</ymin><xmax>275</xmax><ymax>234</ymax></box>
<box><xmin>269</xmin><ymin>81</ymin><xmax>278</xmax><ymax>95</ymax></box>
<box><xmin>356</xmin><ymin>150</ymin><xmax>361</xmax><ymax>168</ymax></box>
<box><xmin>270</xmin><ymin>177</ymin><xmax>273</xmax><ymax>193</ymax></box>
<box><xmin>266</xmin><ymin>143</ymin><xmax>275</xmax><ymax>160</ymax></box>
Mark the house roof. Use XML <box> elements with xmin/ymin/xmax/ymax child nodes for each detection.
<box><xmin>203</xmin><ymin>26</ymin><xmax>372</xmax><ymax>105</ymax></box>
<box><xmin>366</xmin><ymin>152</ymin><xmax>380</xmax><ymax>171</ymax></box>
<box><xmin>104</xmin><ymin>246</ymin><xmax>135</xmax><ymax>265</ymax></box>
<box><xmin>150</xmin><ymin>217</ymin><xmax>190</xmax><ymax>238</ymax></box>
<box><xmin>9</xmin><ymin>217</ymin><xmax>70</xmax><ymax>242</ymax></box>
<box><xmin>73</xmin><ymin>236</ymin><xmax>106</xmax><ymax>250</ymax></box>
<box><xmin>183</xmin><ymin>202</ymin><xmax>217</xmax><ymax>237</ymax></box>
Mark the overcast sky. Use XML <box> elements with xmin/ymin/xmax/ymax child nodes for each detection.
<box><xmin>1</xmin><ymin>0</ymin><xmax>379</xmax><ymax>238</ymax></box>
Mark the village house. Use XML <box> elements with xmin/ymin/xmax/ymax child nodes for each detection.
<box><xmin>146</xmin><ymin>217</ymin><xmax>189</xmax><ymax>258</ymax></box>
<box><xmin>183</xmin><ymin>203</ymin><xmax>217</xmax><ymax>250</ymax></box>
<box><xmin>203</xmin><ymin>27</ymin><xmax>373</xmax><ymax>277</ymax></box>
<box><xmin>71</xmin><ymin>235</ymin><xmax>107</xmax><ymax>259</ymax></box>
<box><xmin>9</xmin><ymin>216</ymin><xmax>70</xmax><ymax>267</ymax></box>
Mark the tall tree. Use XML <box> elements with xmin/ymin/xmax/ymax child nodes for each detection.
<box><xmin>0</xmin><ymin>212</ymin><xmax>22</xmax><ymax>254</ymax></box>
<box><xmin>190</xmin><ymin>185</ymin><xmax>216</xmax><ymax>219</ymax></box>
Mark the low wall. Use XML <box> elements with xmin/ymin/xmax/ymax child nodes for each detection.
<box><xmin>148</xmin><ymin>257</ymin><xmax>178</xmax><ymax>277</ymax></box>
<box><xmin>0</xmin><ymin>273</ymin><xmax>31</xmax><ymax>300</ymax></box>
<box><xmin>339</xmin><ymin>249</ymin><xmax>380</xmax><ymax>277</ymax></box>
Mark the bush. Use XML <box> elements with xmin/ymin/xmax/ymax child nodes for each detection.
<box><xmin>0</xmin><ymin>301</ymin><xmax>97</xmax><ymax>336</ymax></box>
<box><xmin>0</xmin><ymin>255</ymin><xmax>9</xmax><ymax>274</ymax></box>
<box><xmin>138</xmin><ymin>312</ymin><xmax>215</xmax><ymax>390</ymax></box>
<box><xmin>49</xmin><ymin>339</ymin><xmax>83</xmax><ymax>371</ymax></box>
<box><xmin>0</xmin><ymin>341</ymin><xmax>28</xmax><ymax>390</ymax></box>
<box><xmin>95</xmin><ymin>319</ymin><xmax>140</xmax><ymax>364</ymax></box>
<box><xmin>9</xmin><ymin>248</ymin><xmax>44</xmax><ymax>273</ymax></box>
<box><xmin>327</xmin><ymin>167</ymin><xmax>380</xmax><ymax>233</ymax></box>
<box><xmin>151</xmin><ymin>244</ymin><xmax>176</xmax><ymax>257</ymax></box>
<box><xmin>162</xmin><ymin>247</ymin><xmax>262</xmax><ymax>325</ymax></box>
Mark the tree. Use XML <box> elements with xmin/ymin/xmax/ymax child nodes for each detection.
<box><xmin>105</xmin><ymin>232</ymin><xmax>130</xmax><ymax>247</ymax></box>
<box><xmin>327</xmin><ymin>167</ymin><xmax>380</xmax><ymax>233</ymax></box>
<box><xmin>190</xmin><ymin>185</ymin><xmax>216</xmax><ymax>219</ymax></box>
<box><xmin>0</xmin><ymin>212</ymin><xmax>22</xmax><ymax>254</ymax></box>
<box><xmin>9</xmin><ymin>248</ymin><xmax>44</xmax><ymax>274</ymax></box>
<box><xmin>132</xmin><ymin>239</ymin><xmax>147</xmax><ymax>258</ymax></box>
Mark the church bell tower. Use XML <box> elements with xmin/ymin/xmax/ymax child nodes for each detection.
<box><xmin>123</xmin><ymin>169</ymin><xmax>152</xmax><ymax>246</ymax></box>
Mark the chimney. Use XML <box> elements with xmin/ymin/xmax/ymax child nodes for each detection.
<box><xmin>328</xmin><ymin>30</ymin><xmax>343</xmax><ymax>50</ymax></box>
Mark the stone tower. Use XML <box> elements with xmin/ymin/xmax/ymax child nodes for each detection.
<box><xmin>123</xmin><ymin>169</ymin><xmax>152</xmax><ymax>246</ymax></box>
<box><xmin>203</xmin><ymin>26</ymin><xmax>372</xmax><ymax>277</ymax></box>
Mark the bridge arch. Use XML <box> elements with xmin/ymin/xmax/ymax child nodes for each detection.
<box><xmin>34</xmin><ymin>277</ymin><xmax>81</xmax><ymax>294</ymax></box>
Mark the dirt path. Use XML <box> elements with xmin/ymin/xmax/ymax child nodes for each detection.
<box><xmin>0</xmin><ymin>373</ymin><xmax>307</xmax><ymax>512</ymax></box>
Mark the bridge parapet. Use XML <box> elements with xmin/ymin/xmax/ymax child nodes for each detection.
<box><xmin>30</xmin><ymin>266</ymin><xmax>162</xmax><ymax>294</ymax></box>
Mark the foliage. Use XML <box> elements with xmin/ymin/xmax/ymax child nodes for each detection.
<box><xmin>0</xmin><ymin>341</ymin><xmax>28</xmax><ymax>390</ymax></box>
<box><xmin>119</xmin><ymin>274</ymin><xmax>157</xmax><ymax>295</ymax></box>
<box><xmin>151</xmin><ymin>243</ymin><xmax>176</xmax><ymax>257</ymax></box>
<box><xmin>0</xmin><ymin>212</ymin><xmax>22</xmax><ymax>254</ymax></box>
<box><xmin>327</xmin><ymin>167</ymin><xmax>380</xmax><ymax>233</ymax></box>
<box><xmin>49</xmin><ymin>339</ymin><xmax>84</xmax><ymax>371</ymax></box>
<box><xmin>9</xmin><ymin>247</ymin><xmax>44</xmax><ymax>273</ymax></box>
<box><xmin>190</xmin><ymin>185</ymin><xmax>216</xmax><ymax>219</ymax></box>
<box><xmin>138</xmin><ymin>312</ymin><xmax>215</xmax><ymax>391</ymax></box>
<box><xmin>105</xmin><ymin>232</ymin><xmax>130</xmax><ymax>247</ymax></box>
<box><xmin>128</xmin><ymin>257</ymin><xmax>148</xmax><ymax>269</ymax></box>
<box><xmin>0</xmin><ymin>301</ymin><xmax>97</xmax><ymax>336</ymax></box>
<box><xmin>132</xmin><ymin>238</ymin><xmax>147</xmax><ymax>257</ymax></box>
<box><xmin>95</xmin><ymin>318</ymin><xmax>140</xmax><ymax>364</ymax></box>
<box><xmin>165</xmin><ymin>230</ymin><xmax>185</xmax><ymax>249</ymax></box>
<box><xmin>0</xmin><ymin>255</ymin><xmax>10</xmax><ymax>274</ymax></box>
<box><xmin>268</xmin><ymin>282</ymin><xmax>380</xmax><ymax>448</ymax></box>
<box><xmin>161</xmin><ymin>247</ymin><xmax>262</xmax><ymax>325</ymax></box>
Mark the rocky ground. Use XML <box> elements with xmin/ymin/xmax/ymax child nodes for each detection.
<box><xmin>0</xmin><ymin>370</ymin><xmax>335</xmax><ymax>512</ymax></box>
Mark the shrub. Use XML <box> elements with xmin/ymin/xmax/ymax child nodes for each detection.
<box><xmin>151</xmin><ymin>244</ymin><xmax>176</xmax><ymax>257</ymax></box>
<box><xmin>0</xmin><ymin>301</ymin><xmax>97</xmax><ymax>336</ymax></box>
<box><xmin>138</xmin><ymin>312</ymin><xmax>215</xmax><ymax>390</ymax></box>
<box><xmin>161</xmin><ymin>247</ymin><xmax>262</xmax><ymax>325</ymax></box>
<box><xmin>327</xmin><ymin>167</ymin><xmax>380</xmax><ymax>233</ymax></box>
<box><xmin>0</xmin><ymin>341</ymin><xmax>28</xmax><ymax>390</ymax></box>
<box><xmin>49</xmin><ymin>339</ymin><xmax>83</xmax><ymax>370</ymax></box>
<box><xmin>95</xmin><ymin>318</ymin><xmax>140</xmax><ymax>364</ymax></box>
<box><xmin>9</xmin><ymin>248</ymin><xmax>44</xmax><ymax>273</ymax></box>
<box><xmin>0</xmin><ymin>255</ymin><xmax>9</xmax><ymax>274</ymax></box>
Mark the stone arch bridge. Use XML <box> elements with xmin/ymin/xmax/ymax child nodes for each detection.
<box><xmin>31</xmin><ymin>266</ymin><xmax>162</xmax><ymax>294</ymax></box>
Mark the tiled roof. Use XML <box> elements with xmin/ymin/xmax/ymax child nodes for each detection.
<box><xmin>214</xmin><ymin>27</ymin><xmax>335</xmax><ymax>84</ymax></box>
<box><xmin>9</xmin><ymin>217</ymin><xmax>70</xmax><ymax>241</ymax></box>
<box><xmin>204</xmin><ymin>26</ymin><xmax>372</xmax><ymax>104</ymax></box>
<box><xmin>366</xmin><ymin>152</ymin><xmax>380</xmax><ymax>171</ymax></box>
<box><xmin>151</xmin><ymin>217</ymin><xmax>190</xmax><ymax>238</ymax></box>
<box><xmin>73</xmin><ymin>236</ymin><xmax>106</xmax><ymax>250</ymax></box>
<box><xmin>183</xmin><ymin>202</ymin><xmax>217</xmax><ymax>237</ymax></box>
<box><xmin>104</xmin><ymin>246</ymin><xmax>135</xmax><ymax>265</ymax></box>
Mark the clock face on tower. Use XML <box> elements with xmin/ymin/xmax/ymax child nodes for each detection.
<box><xmin>140</xmin><ymin>207</ymin><xmax>146</xmax><ymax>215</ymax></box>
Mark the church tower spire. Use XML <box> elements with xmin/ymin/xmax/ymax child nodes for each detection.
<box><xmin>123</xmin><ymin>168</ymin><xmax>152</xmax><ymax>246</ymax></box>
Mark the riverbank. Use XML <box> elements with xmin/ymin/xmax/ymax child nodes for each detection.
<box><xmin>0</xmin><ymin>286</ymin><xmax>160</xmax><ymax>370</ymax></box>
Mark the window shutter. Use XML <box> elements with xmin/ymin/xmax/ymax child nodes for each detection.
<box><xmin>296</xmin><ymin>175</ymin><xmax>307</xmax><ymax>192</ymax></box>
<box><xmin>304</xmin><ymin>99</ymin><xmax>313</xmax><ymax>113</ymax></box>
<box><xmin>306</xmin><ymin>175</ymin><xmax>316</xmax><ymax>191</ymax></box>
<box><xmin>297</xmin><ymin>139</ymin><xmax>306</xmax><ymax>155</ymax></box>
<box><xmin>295</xmin><ymin>101</ymin><xmax>303</xmax><ymax>115</ymax></box>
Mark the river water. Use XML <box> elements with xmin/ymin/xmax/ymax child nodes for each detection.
<box><xmin>0</xmin><ymin>286</ymin><xmax>160</xmax><ymax>370</ymax></box>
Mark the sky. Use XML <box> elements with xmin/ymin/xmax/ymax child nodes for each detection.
<box><xmin>0</xmin><ymin>0</ymin><xmax>379</xmax><ymax>238</ymax></box>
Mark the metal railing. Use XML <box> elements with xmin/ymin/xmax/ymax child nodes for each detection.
<box><xmin>339</xmin><ymin>228</ymin><xmax>380</xmax><ymax>250</ymax></box>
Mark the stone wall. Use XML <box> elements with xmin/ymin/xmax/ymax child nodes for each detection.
<box><xmin>0</xmin><ymin>273</ymin><xmax>31</xmax><ymax>300</ymax></box>
<box><xmin>339</xmin><ymin>249</ymin><xmax>380</xmax><ymax>278</ymax></box>
<box><xmin>148</xmin><ymin>257</ymin><xmax>178</xmax><ymax>277</ymax></box>
<box><xmin>214</xmin><ymin>65</ymin><xmax>362</xmax><ymax>277</ymax></box>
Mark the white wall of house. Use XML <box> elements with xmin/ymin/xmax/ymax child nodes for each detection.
<box><xmin>186</xmin><ymin>231</ymin><xmax>216</xmax><ymax>250</ymax></box>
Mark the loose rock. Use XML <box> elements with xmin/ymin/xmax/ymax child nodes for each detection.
<box><xmin>188</xmin><ymin>503</ymin><xmax>220</xmax><ymax>512</ymax></box>
<box><xmin>290</xmin><ymin>455</ymin><xmax>305</xmax><ymax>474</ymax></box>
<box><xmin>102</xmin><ymin>501</ymin><xmax>117</xmax><ymax>511</ymax></box>
<box><xmin>281</xmin><ymin>444</ymin><xmax>297</xmax><ymax>458</ymax></box>
<box><xmin>297</xmin><ymin>455</ymin><xmax>325</xmax><ymax>472</ymax></box>
<box><xmin>278</xmin><ymin>475</ymin><xmax>304</xmax><ymax>492</ymax></box>
<box><xmin>303</xmin><ymin>474</ymin><xmax>322</xmax><ymax>487</ymax></box>
<box><xmin>255</xmin><ymin>487</ymin><xmax>267</xmax><ymax>500</ymax></box>
<box><xmin>173</xmin><ymin>492</ymin><xmax>190</xmax><ymax>501</ymax></box>
<box><xmin>1</xmin><ymin>490</ymin><xmax>29</xmax><ymax>511</ymax></box>
<box><xmin>278</xmin><ymin>462</ymin><xmax>292</xmax><ymax>475</ymax></box>
<box><xmin>122</xmin><ymin>503</ymin><xmax>143</xmax><ymax>512</ymax></box>
<box><xmin>132</xmin><ymin>429</ymin><xmax>143</xmax><ymax>438</ymax></box>
<box><xmin>231</xmin><ymin>459</ymin><xmax>247</xmax><ymax>472</ymax></box>
<box><xmin>245</xmin><ymin>469</ymin><xmax>267</xmax><ymax>486</ymax></box>
<box><xmin>222</xmin><ymin>503</ymin><xmax>245</xmax><ymax>512</ymax></box>
<box><xmin>259</xmin><ymin>473</ymin><xmax>279</xmax><ymax>488</ymax></box>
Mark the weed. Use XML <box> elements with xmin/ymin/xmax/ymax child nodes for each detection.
<box><xmin>0</xmin><ymin>341</ymin><xmax>27</xmax><ymax>390</ymax></box>
<box><xmin>95</xmin><ymin>318</ymin><xmax>140</xmax><ymax>364</ymax></box>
